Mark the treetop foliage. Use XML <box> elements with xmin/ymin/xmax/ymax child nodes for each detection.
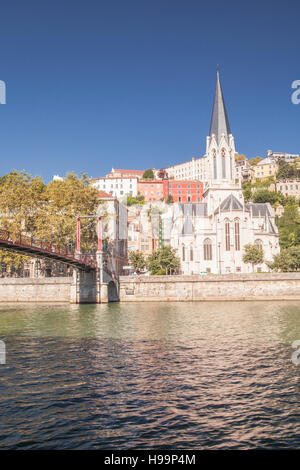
<box><xmin>0</xmin><ymin>170</ymin><xmax>101</xmax><ymax>267</ymax></box>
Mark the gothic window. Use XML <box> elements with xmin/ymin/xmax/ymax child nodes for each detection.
<box><xmin>225</xmin><ymin>219</ymin><xmax>230</xmax><ymax>251</ymax></box>
<box><xmin>204</xmin><ymin>238</ymin><xmax>212</xmax><ymax>260</ymax></box>
<box><xmin>182</xmin><ymin>245</ymin><xmax>185</xmax><ymax>261</ymax></box>
<box><xmin>190</xmin><ymin>246</ymin><xmax>193</xmax><ymax>261</ymax></box>
<box><xmin>234</xmin><ymin>218</ymin><xmax>240</xmax><ymax>251</ymax></box>
<box><xmin>212</xmin><ymin>149</ymin><xmax>217</xmax><ymax>179</ymax></box>
<box><xmin>255</xmin><ymin>239</ymin><xmax>263</xmax><ymax>250</ymax></box>
<box><xmin>221</xmin><ymin>148</ymin><xmax>226</xmax><ymax>179</ymax></box>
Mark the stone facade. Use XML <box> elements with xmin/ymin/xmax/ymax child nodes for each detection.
<box><xmin>161</xmin><ymin>72</ymin><xmax>280</xmax><ymax>275</ymax></box>
<box><xmin>119</xmin><ymin>273</ymin><xmax>300</xmax><ymax>302</ymax></box>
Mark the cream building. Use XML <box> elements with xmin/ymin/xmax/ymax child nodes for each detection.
<box><xmin>162</xmin><ymin>71</ymin><xmax>280</xmax><ymax>274</ymax></box>
<box><xmin>252</xmin><ymin>157</ymin><xmax>278</xmax><ymax>181</ymax></box>
<box><xmin>164</xmin><ymin>156</ymin><xmax>208</xmax><ymax>181</ymax></box>
<box><xmin>91</xmin><ymin>176</ymin><xmax>138</xmax><ymax>199</ymax></box>
<box><xmin>270</xmin><ymin>180</ymin><xmax>300</xmax><ymax>199</ymax></box>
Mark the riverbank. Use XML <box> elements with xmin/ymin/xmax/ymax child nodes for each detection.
<box><xmin>119</xmin><ymin>273</ymin><xmax>300</xmax><ymax>302</ymax></box>
<box><xmin>1</xmin><ymin>273</ymin><xmax>300</xmax><ymax>303</ymax></box>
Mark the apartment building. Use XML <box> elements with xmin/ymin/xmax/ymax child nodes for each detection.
<box><xmin>91</xmin><ymin>176</ymin><xmax>138</xmax><ymax>200</ymax></box>
<box><xmin>252</xmin><ymin>157</ymin><xmax>278</xmax><ymax>181</ymax></box>
<box><xmin>270</xmin><ymin>180</ymin><xmax>300</xmax><ymax>199</ymax></box>
<box><xmin>164</xmin><ymin>156</ymin><xmax>208</xmax><ymax>181</ymax></box>
<box><xmin>267</xmin><ymin>150</ymin><xmax>299</xmax><ymax>163</ymax></box>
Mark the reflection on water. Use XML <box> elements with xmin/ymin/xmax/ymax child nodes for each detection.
<box><xmin>0</xmin><ymin>301</ymin><xmax>299</xmax><ymax>449</ymax></box>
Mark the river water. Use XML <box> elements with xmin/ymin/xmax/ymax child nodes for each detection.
<box><xmin>0</xmin><ymin>301</ymin><xmax>299</xmax><ymax>449</ymax></box>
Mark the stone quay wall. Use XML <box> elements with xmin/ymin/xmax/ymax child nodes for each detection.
<box><xmin>0</xmin><ymin>277</ymin><xmax>72</xmax><ymax>302</ymax></box>
<box><xmin>119</xmin><ymin>273</ymin><xmax>300</xmax><ymax>302</ymax></box>
<box><xmin>1</xmin><ymin>273</ymin><xmax>300</xmax><ymax>303</ymax></box>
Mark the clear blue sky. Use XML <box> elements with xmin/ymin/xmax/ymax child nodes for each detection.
<box><xmin>0</xmin><ymin>0</ymin><xmax>299</xmax><ymax>181</ymax></box>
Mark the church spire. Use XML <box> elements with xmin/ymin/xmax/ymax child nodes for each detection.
<box><xmin>209</xmin><ymin>70</ymin><xmax>231</xmax><ymax>144</ymax></box>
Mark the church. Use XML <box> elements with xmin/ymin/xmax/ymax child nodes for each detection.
<box><xmin>162</xmin><ymin>72</ymin><xmax>280</xmax><ymax>274</ymax></box>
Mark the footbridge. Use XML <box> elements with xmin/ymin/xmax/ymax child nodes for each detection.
<box><xmin>0</xmin><ymin>219</ymin><xmax>120</xmax><ymax>303</ymax></box>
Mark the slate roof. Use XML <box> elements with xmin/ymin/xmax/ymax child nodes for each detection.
<box><xmin>209</xmin><ymin>71</ymin><xmax>231</xmax><ymax>144</ymax></box>
<box><xmin>214</xmin><ymin>194</ymin><xmax>244</xmax><ymax>214</ymax></box>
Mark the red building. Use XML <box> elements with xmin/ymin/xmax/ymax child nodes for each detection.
<box><xmin>138</xmin><ymin>180</ymin><xmax>204</xmax><ymax>203</ymax></box>
<box><xmin>164</xmin><ymin>180</ymin><xmax>203</xmax><ymax>203</ymax></box>
<box><xmin>137</xmin><ymin>180</ymin><xmax>164</xmax><ymax>201</ymax></box>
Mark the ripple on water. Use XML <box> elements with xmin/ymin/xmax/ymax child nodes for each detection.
<box><xmin>0</xmin><ymin>301</ymin><xmax>299</xmax><ymax>449</ymax></box>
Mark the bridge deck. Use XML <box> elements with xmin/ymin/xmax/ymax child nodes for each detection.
<box><xmin>0</xmin><ymin>229</ymin><xmax>96</xmax><ymax>271</ymax></box>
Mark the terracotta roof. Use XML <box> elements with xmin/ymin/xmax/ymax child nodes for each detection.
<box><xmin>98</xmin><ymin>190</ymin><xmax>113</xmax><ymax>199</ymax></box>
<box><xmin>111</xmin><ymin>169</ymin><xmax>144</xmax><ymax>174</ymax></box>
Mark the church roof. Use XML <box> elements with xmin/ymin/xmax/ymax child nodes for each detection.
<box><xmin>214</xmin><ymin>194</ymin><xmax>243</xmax><ymax>214</ymax></box>
<box><xmin>209</xmin><ymin>71</ymin><xmax>231</xmax><ymax>144</ymax></box>
<box><xmin>178</xmin><ymin>203</ymin><xmax>207</xmax><ymax>217</ymax></box>
<box><xmin>245</xmin><ymin>203</ymin><xmax>271</xmax><ymax>217</ymax></box>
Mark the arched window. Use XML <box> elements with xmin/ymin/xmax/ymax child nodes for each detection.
<box><xmin>212</xmin><ymin>149</ymin><xmax>217</xmax><ymax>179</ymax></box>
<box><xmin>190</xmin><ymin>246</ymin><xmax>193</xmax><ymax>261</ymax></box>
<box><xmin>182</xmin><ymin>245</ymin><xmax>185</xmax><ymax>261</ymax></box>
<box><xmin>221</xmin><ymin>148</ymin><xmax>226</xmax><ymax>179</ymax></box>
<box><xmin>234</xmin><ymin>218</ymin><xmax>240</xmax><ymax>251</ymax></box>
<box><xmin>225</xmin><ymin>219</ymin><xmax>230</xmax><ymax>251</ymax></box>
<box><xmin>255</xmin><ymin>239</ymin><xmax>263</xmax><ymax>250</ymax></box>
<box><xmin>204</xmin><ymin>238</ymin><xmax>212</xmax><ymax>260</ymax></box>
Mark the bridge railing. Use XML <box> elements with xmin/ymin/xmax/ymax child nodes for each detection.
<box><xmin>0</xmin><ymin>228</ymin><xmax>97</xmax><ymax>269</ymax></box>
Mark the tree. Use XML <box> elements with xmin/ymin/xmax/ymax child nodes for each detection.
<box><xmin>157</xmin><ymin>169</ymin><xmax>168</xmax><ymax>180</ymax></box>
<box><xmin>166</xmin><ymin>194</ymin><xmax>174</xmax><ymax>204</ymax></box>
<box><xmin>147</xmin><ymin>245</ymin><xmax>180</xmax><ymax>275</ymax></box>
<box><xmin>267</xmin><ymin>247</ymin><xmax>300</xmax><ymax>272</ymax></box>
<box><xmin>275</xmin><ymin>204</ymin><xmax>300</xmax><ymax>248</ymax></box>
<box><xmin>242</xmin><ymin>244</ymin><xmax>264</xmax><ymax>272</ymax></box>
<box><xmin>249</xmin><ymin>157</ymin><xmax>263</xmax><ymax>166</ymax></box>
<box><xmin>235</xmin><ymin>153</ymin><xmax>247</xmax><ymax>161</ymax></box>
<box><xmin>252</xmin><ymin>189</ymin><xmax>278</xmax><ymax>205</ymax></box>
<box><xmin>129</xmin><ymin>251</ymin><xmax>146</xmax><ymax>272</ymax></box>
<box><xmin>276</xmin><ymin>160</ymin><xmax>296</xmax><ymax>180</ymax></box>
<box><xmin>125</xmin><ymin>194</ymin><xmax>145</xmax><ymax>206</ymax></box>
<box><xmin>142</xmin><ymin>169</ymin><xmax>154</xmax><ymax>180</ymax></box>
<box><xmin>0</xmin><ymin>171</ymin><xmax>101</xmax><ymax>270</ymax></box>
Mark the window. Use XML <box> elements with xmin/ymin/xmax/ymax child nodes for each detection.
<box><xmin>182</xmin><ymin>246</ymin><xmax>185</xmax><ymax>261</ymax></box>
<box><xmin>213</xmin><ymin>149</ymin><xmax>217</xmax><ymax>179</ymax></box>
<box><xmin>225</xmin><ymin>219</ymin><xmax>230</xmax><ymax>251</ymax></box>
<box><xmin>221</xmin><ymin>148</ymin><xmax>226</xmax><ymax>179</ymax></box>
<box><xmin>190</xmin><ymin>247</ymin><xmax>193</xmax><ymax>261</ymax></box>
<box><xmin>234</xmin><ymin>218</ymin><xmax>240</xmax><ymax>251</ymax></box>
<box><xmin>204</xmin><ymin>238</ymin><xmax>212</xmax><ymax>260</ymax></box>
<box><xmin>255</xmin><ymin>239</ymin><xmax>263</xmax><ymax>250</ymax></box>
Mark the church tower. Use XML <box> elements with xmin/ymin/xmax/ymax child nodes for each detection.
<box><xmin>206</xmin><ymin>70</ymin><xmax>236</xmax><ymax>184</ymax></box>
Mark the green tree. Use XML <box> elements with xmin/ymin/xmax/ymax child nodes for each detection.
<box><xmin>267</xmin><ymin>246</ymin><xmax>300</xmax><ymax>272</ymax></box>
<box><xmin>125</xmin><ymin>194</ymin><xmax>145</xmax><ymax>206</ymax></box>
<box><xmin>142</xmin><ymin>169</ymin><xmax>154</xmax><ymax>180</ymax></box>
<box><xmin>166</xmin><ymin>194</ymin><xmax>174</xmax><ymax>204</ymax></box>
<box><xmin>252</xmin><ymin>189</ymin><xmax>278</xmax><ymax>205</ymax></box>
<box><xmin>249</xmin><ymin>157</ymin><xmax>263</xmax><ymax>166</ymax></box>
<box><xmin>276</xmin><ymin>160</ymin><xmax>295</xmax><ymax>180</ymax></box>
<box><xmin>147</xmin><ymin>245</ymin><xmax>180</xmax><ymax>275</ymax></box>
<box><xmin>129</xmin><ymin>251</ymin><xmax>146</xmax><ymax>272</ymax></box>
<box><xmin>235</xmin><ymin>153</ymin><xmax>247</xmax><ymax>162</ymax></box>
<box><xmin>0</xmin><ymin>171</ymin><xmax>100</xmax><ymax>270</ymax></box>
<box><xmin>275</xmin><ymin>204</ymin><xmax>300</xmax><ymax>248</ymax></box>
<box><xmin>242</xmin><ymin>244</ymin><xmax>264</xmax><ymax>272</ymax></box>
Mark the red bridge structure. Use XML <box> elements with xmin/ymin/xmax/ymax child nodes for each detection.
<box><xmin>0</xmin><ymin>227</ymin><xmax>97</xmax><ymax>271</ymax></box>
<box><xmin>0</xmin><ymin>217</ymin><xmax>119</xmax><ymax>303</ymax></box>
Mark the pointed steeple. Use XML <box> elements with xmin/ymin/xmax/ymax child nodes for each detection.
<box><xmin>209</xmin><ymin>70</ymin><xmax>231</xmax><ymax>144</ymax></box>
